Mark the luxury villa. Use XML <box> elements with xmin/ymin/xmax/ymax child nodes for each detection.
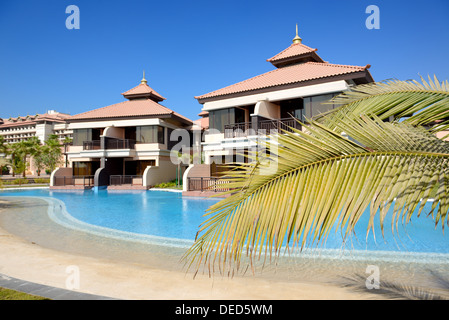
<box><xmin>50</xmin><ymin>73</ymin><xmax>197</xmax><ymax>190</ymax></box>
<box><xmin>182</xmin><ymin>26</ymin><xmax>374</xmax><ymax>196</ymax></box>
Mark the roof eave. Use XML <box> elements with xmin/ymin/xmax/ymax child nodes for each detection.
<box><xmin>195</xmin><ymin>70</ymin><xmax>373</xmax><ymax>104</ymax></box>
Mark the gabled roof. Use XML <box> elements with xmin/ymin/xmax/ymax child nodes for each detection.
<box><xmin>195</xmin><ymin>61</ymin><xmax>372</xmax><ymax>101</ymax></box>
<box><xmin>267</xmin><ymin>43</ymin><xmax>324</xmax><ymax>67</ymax></box>
<box><xmin>195</xmin><ymin>26</ymin><xmax>374</xmax><ymax>103</ymax></box>
<box><xmin>70</xmin><ymin>75</ymin><xmax>191</xmax><ymax>124</ymax></box>
<box><xmin>121</xmin><ymin>83</ymin><xmax>166</xmax><ymax>102</ymax></box>
<box><xmin>69</xmin><ymin>98</ymin><xmax>192</xmax><ymax>124</ymax></box>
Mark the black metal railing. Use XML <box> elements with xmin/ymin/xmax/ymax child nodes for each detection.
<box><xmin>109</xmin><ymin>175</ymin><xmax>143</xmax><ymax>186</ymax></box>
<box><xmin>105</xmin><ymin>138</ymin><xmax>136</xmax><ymax>150</ymax></box>
<box><xmin>53</xmin><ymin>175</ymin><xmax>94</xmax><ymax>187</ymax></box>
<box><xmin>258</xmin><ymin>117</ymin><xmax>301</xmax><ymax>135</ymax></box>
<box><xmin>83</xmin><ymin>140</ymin><xmax>101</xmax><ymax>150</ymax></box>
<box><xmin>82</xmin><ymin>138</ymin><xmax>136</xmax><ymax>150</ymax></box>
<box><xmin>223</xmin><ymin>117</ymin><xmax>301</xmax><ymax>138</ymax></box>
<box><xmin>187</xmin><ymin>177</ymin><xmax>229</xmax><ymax>192</ymax></box>
<box><xmin>224</xmin><ymin>122</ymin><xmax>253</xmax><ymax>138</ymax></box>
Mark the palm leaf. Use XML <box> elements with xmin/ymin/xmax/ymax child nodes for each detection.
<box><xmin>183</xmin><ymin>114</ymin><xmax>449</xmax><ymax>276</ymax></box>
<box><xmin>316</xmin><ymin>75</ymin><xmax>449</xmax><ymax>131</ymax></box>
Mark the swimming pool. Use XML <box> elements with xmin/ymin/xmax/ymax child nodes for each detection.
<box><xmin>0</xmin><ymin>188</ymin><xmax>448</xmax><ymax>256</ymax></box>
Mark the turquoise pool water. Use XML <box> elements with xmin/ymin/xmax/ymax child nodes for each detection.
<box><xmin>0</xmin><ymin>188</ymin><xmax>448</xmax><ymax>255</ymax></box>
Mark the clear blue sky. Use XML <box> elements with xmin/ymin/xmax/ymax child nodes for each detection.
<box><xmin>0</xmin><ymin>0</ymin><xmax>448</xmax><ymax>121</ymax></box>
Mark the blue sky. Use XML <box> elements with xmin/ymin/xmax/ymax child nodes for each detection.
<box><xmin>0</xmin><ymin>0</ymin><xmax>448</xmax><ymax>121</ymax></box>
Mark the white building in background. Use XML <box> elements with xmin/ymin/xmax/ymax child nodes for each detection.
<box><xmin>0</xmin><ymin>110</ymin><xmax>73</xmax><ymax>176</ymax></box>
<box><xmin>0</xmin><ymin>110</ymin><xmax>72</xmax><ymax>144</ymax></box>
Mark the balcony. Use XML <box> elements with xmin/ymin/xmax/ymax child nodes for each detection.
<box><xmin>82</xmin><ymin>137</ymin><xmax>136</xmax><ymax>150</ymax></box>
<box><xmin>83</xmin><ymin>140</ymin><xmax>101</xmax><ymax>150</ymax></box>
<box><xmin>224</xmin><ymin>117</ymin><xmax>301</xmax><ymax>138</ymax></box>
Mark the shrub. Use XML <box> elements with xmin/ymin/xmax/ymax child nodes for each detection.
<box><xmin>13</xmin><ymin>178</ymin><xmax>28</xmax><ymax>185</ymax></box>
<box><xmin>154</xmin><ymin>179</ymin><xmax>181</xmax><ymax>188</ymax></box>
<box><xmin>34</xmin><ymin>178</ymin><xmax>50</xmax><ymax>184</ymax></box>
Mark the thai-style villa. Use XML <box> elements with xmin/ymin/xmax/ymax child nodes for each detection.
<box><xmin>182</xmin><ymin>26</ymin><xmax>374</xmax><ymax>196</ymax></box>
<box><xmin>50</xmin><ymin>73</ymin><xmax>195</xmax><ymax>190</ymax></box>
<box><xmin>2</xmin><ymin>26</ymin><xmax>375</xmax><ymax>193</ymax></box>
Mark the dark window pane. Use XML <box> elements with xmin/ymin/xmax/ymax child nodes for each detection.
<box><xmin>72</xmin><ymin>129</ymin><xmax>92</xmax><ymax>146</ymax></box>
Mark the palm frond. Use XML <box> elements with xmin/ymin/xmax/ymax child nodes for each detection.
<box><xmin>183</xmin><ymin>116</ymin><xmax>449</xmax><ymax>275</ymax></box>
<box><xmin>317</xmin><ymin>76</ymin><xmax>449</xmax><ymax>130</ymax></box>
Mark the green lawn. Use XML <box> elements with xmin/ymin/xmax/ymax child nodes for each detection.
<box><xmin>0</xmin><ymin>287</ymin><xmax>50</xmax><ymax>300</ymax></box>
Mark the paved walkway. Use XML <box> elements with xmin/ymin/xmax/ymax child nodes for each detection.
<box><xmin>0</xmin><ymin>273</ymin><xmax>118</xmax><ymax>300</ymax></box>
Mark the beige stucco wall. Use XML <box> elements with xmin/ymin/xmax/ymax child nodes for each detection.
<box><xmin>254</xmin><ymin>100</ymin><xmax>280</xmax><ymax>120</ymax></box>
<box><xmin>50</xmin><ymin>167</ymin><xmax>72</xmax><ymax>186</ymax></box>
<box><xmin>142</xmin><ymin>160</ymin><xmax>177</xmax><ymax>187</ymax></box>
<box><xmin>103</xmin><ymin>127</ymin><xmax>124</xmax><ymax>139</ymax></box>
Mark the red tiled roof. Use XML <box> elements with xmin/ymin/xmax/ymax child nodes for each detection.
<box><xmin>195</xmin><ymin>62</ymin><xmax>371</xmax><ymax>100</ymax></box>
<box><xmin>122</xmin><ymin>83</ymin><xmax>166</xmax><ymax>101</ymax></box>
<box><xmin>267</xmin><ymin>43</ymin><xmax>319</xmax><ymax>63</ymax></box>
<box><xmin>68</xmin><ymin>98</ymin><xmax>192</xmax><ymax>123</ymax></box>
<box><xmin>193</xmin><ymin>117</ymin><xmax>209</xmax><ymax>129</ymax></box>
<box><xmin>0</xmin><ymin>113</ymin><xmax>70</xmax><ymax>128</ymax></box>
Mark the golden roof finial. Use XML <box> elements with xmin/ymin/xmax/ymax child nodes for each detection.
<box><xmin>141</xmin><ymin>70</ymin><xmax>147</xmax><ymax>84</ymax></box>
<box><xmin>292</xmin><ymin>23</ymin><xmax>302</xmax><ymax>44</ymax></box>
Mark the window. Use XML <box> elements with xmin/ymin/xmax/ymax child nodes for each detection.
<box><xmin>72</xmin><ymin>128</ymin><xmax>101</xmax><ymax>146</ymax></box>
<box><xmin>72</xmin><ymin>129</ymin><xmax>92</xmax><ymax>146</ymax></box>
<box><xmin>135</xmin><ymin>126</ymin><xmax>165</xmax><ymax>144</ymax></box>
<box><xmin>280</xmin><ymin>98</ymin><xmax>304</xmax><ymax>120</ymax></box>
<box><xmin>304</xmin><ymin>93</ymin><xmax>339</xmax><ymax>119</ymax></box>
<box><xmin>209</xmin><ymin>108</ymin><xmax>248</xmax><ymax>132</ymax></box>
<box><xmin>124</xmin><ymin>160</ymin><xmax>156</xmax><ymax>175</ymax></box>
<box><xmin>73</xmin><ymin>161</ymin><xmax>100</xmax><ymax>176</ymax></box>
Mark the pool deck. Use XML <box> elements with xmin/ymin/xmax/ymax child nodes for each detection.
<box><xmin>0</xmin><ymin>196</ymin><xmax>380</xmax><ymax>300</ymax></box>
<box><xmin>0</xmin><ymin>222</ymin><xmax>371</xmax><ymax>300</ymax></box>
<box><xmin>1</xmin><ymin>194</ymin><xmax>448</xmax><ymax>300</ymax></box>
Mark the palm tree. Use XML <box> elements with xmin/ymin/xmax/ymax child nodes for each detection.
<box><xmin>32</xmin><ymin>144</ymin><xmax>45</xmax><ymax>176</ymax></box>
<box><xmin>0</xmin><ymin>136</ymin><xmax>8</xmax><ymax>175</ymax></box>
<box><xmin>62</xmin><ymin>136</ymin><xmax>72</xmax><ymax>167</ymax></box>
<box><xmin>18</xmin><ymin>136</ymin><xmax>41</xmax><ymax>178</ymax></box>
<box><xmin>182</xmin><ymin>76</ymin><xmax>449</xmax><ymax>276</ymax></box>
<box><xmin>42</xmin><ymin>134</ymin><xmax>62</xmax><ymax>174</ymax></box>
<box><xmin>8</xmin><ymin>142</ymin><xmax>26</xmax><ymax>178</ymax></box>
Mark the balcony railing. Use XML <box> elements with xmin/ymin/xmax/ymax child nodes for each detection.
<box><xmin>105</xmin><ymin>137</ymin><xmax>136</xmax><ymax>150</ymax></box>
<box><xmin>187</xmin><ymin>177</ymin><xmax>230</xmax><ymax>192</ymax></box>
<box><xmin>258</xmin><ymin>117</ymin><xmax>301</xmax><ymax>135</ymax></box>
<box><xmin>109</xmin><ymin>175</ymin><xmax>143</xmax><ymax>186</ymax></box>
<box><xmin>83</xmin><ymin>140</ymin><xmax>101</xmax><ymax>150</ymax></box>
<box><xmin>224</xmin><ymin>117</ymin><xmax>301</xmax><ymax>138</ymax></box>
<box><xmin>82</xmin><ymin>138</ymin><xmax>136</xmax><ymax>150</ymax></box>
<box><xmin>53</xmin><ymin>175</ymin><xmax>94</xmax><ymax>187</ymax></box>
<box><xmin>224</xmin><ymin>122</ymin><xmax>253</xmax><ymax>139</ymax></box>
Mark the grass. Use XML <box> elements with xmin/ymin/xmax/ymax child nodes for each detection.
<box><xmin>0</xmin><ymin>287</ymin><xmax>50</xmax><ymax>300</ymax></box>
<box><xmin>1</xmin><ymin>184</ymin><xmax>49</xmax><ymax>189</ymax></box>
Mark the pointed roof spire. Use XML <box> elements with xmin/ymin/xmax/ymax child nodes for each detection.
<box><xmin>292</xmin><ymin>23</ymin><xmax>302</xmax><ymax>44</ymax></box>
<box><xmin>141</xmin><ymin>70</ymin><xmax>148</xmax><ymax>84</ymax></box>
